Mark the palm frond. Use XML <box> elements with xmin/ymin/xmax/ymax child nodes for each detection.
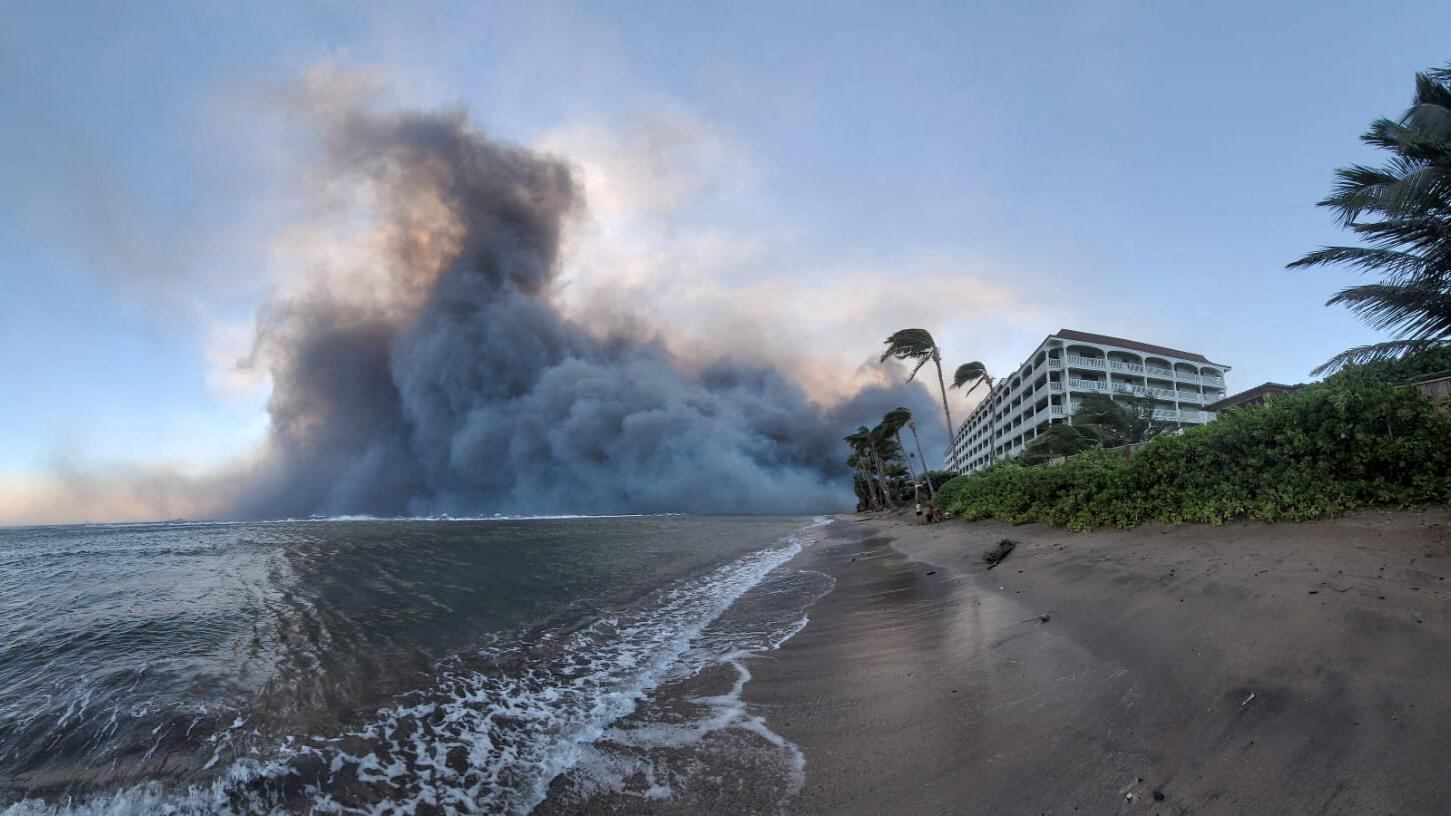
<box><xmin>879</xmin><ymin>328</ymin><xmax>937</xmax><ymax>364</ymax></box>
<box><xmin>883</xmin><ymin>406</ymin><xmax>913</xmax><ymax>427</ymax></box>
<box><xmin>880</xmin><ymin>407</ymin><xmax>912</xmax><ymax>435</ymax></box>
<box><xmin>1291</xmin><ymin>63</ymin><xmax>1451</xmax><ymax>365</ymax></box>
<box><xmin>950</xmin><ymin>361</ymin><xmax>989</xmax><ymax>389</ymax></box>
<box><xmin>1286</xmin><ymin>246</ymin><xmax>1431</xmax><ymax>283</ymax></box>
<box><xmin>1311</xmin><ymin>338</ymin><xmax>1451</xmax><ymax>375</ymax></box>
<box><xmin>1326</xmin><ymin>281</ymin><xmax>1451</xmax><ymax>338</ymax></box>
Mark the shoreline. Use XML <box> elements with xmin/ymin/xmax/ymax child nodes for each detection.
<box><xmin>744</xmin><ymin>508</ymin><xmax>1451</xmax><ymax>814</ymax></box>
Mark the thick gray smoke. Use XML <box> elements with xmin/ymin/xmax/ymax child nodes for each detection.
<box><xmin>230</xmin><ymin>105</ymin><xmax>942</xmax><ymax>518</ymax></box>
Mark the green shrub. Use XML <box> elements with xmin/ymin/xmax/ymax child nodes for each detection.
<box><xmin>936</xmin><ymin>377</ymin><xmax>1451</xmax><ymax>530</ymax></box>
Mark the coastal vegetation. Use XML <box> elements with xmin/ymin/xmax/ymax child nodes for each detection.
<box><xmin>1020</xmin><ymin>394</ymin><xmax>1172</xmax><ymax>465</ymax></box>
<box><xmin>935</xmin><ymin>355</ymin><xmax>1451</xmax><ymax>530</ymax></box>
<box><xmin>1289</xmin><ymin>64</ymin><xmax>1451</xmax><ymax>373</ymax></box>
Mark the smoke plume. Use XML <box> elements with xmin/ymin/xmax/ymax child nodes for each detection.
<box><xmin>226</xmin><ymin>100</ymin><xmax>941</xmax><ymax>519</ymax></box>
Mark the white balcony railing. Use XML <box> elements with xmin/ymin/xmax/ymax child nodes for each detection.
<box><xmin>1145</xmin><ymin>365</ymin><xmax>1175</xmax><ymax>378</ymax></box>
<box><xmin>1068</xmin><ymin>378</ymin><xmax>1108</xmax><ymax>392</ymax></box>
<box><xmin>1048</xmin><ymin>381</ymin><xmax>1065</xmax><ymax>392</ymax></box>
<box><xmin>1108</xmin><ymin>360</ymin><xmax>1145</xmax><ymax>374</ymax></box>
<box><xmin>1066</xmin><ymin>355</ymin><xmax>1105</xmax><ymax>369</ymax></box>
<box><xmin>1174</xmin><ymin>372</ymin><xmax>1224</xmax><ymax>387</ymax></box>
<box><xmin>1046</xmin><ymin>358</ymin><xmax>1064</xmax><ymax>370</ymax></box>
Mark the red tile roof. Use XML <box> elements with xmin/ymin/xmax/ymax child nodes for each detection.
<box><xmin>1052</xmin><ymin>329</ymin><xmax>1227</xmax><ymax>367</ymax></box>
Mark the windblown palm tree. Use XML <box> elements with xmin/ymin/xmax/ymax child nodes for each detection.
<box><xmin>843</xmin><ymin>427</ymin><xmax>881</xmax><ymax>510</ymax></box>
<box><xmin>883</xmin><ymin>406</ymin><xmax>935</xmax><ymax>501</ymax></box>
<box><xmin>904</xmin><ymin>418</ymin><xmax>938</xmax><ymax>499</ymax></box>
<box><xmin>1288</xmin><ymin>64</ymin><xmax>1451</xmax><ymax>374</ymax></box>
<box><xmin>880</xmin><ymin>329</ymin><xmax>955</xmax><ymax>456</ymax></box>
<box><xmin>867</xmin><ymin>422</ymin><xmax>901</xmax><ymax>509</ymax></box>
<box><xmin>845</xmin><ymin>426</ymin><xmax>896</xmax><ymax>510</ymax></box>
<box><xmin>950</xmin><ymin>361</ymin><xmax>993</xmax><ymax>401</ymax></box>
<box><xmin>1022</xmin><ymin>395</ymin><xmax>1171</xmax><ymax>464</ymax></box>
<box><xmin>1071</xmin><ymin>394</ymin><xmax>1172</xmax><ymax>447</ymax></box>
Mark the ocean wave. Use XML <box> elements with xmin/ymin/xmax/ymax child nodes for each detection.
<box><xmin>1</xmin><ymin>517</ymin><xmax>835</xmax><ymax>815</ymax></box>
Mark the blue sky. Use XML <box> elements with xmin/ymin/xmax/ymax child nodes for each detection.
<box><xmin>3</xmin><ymin>1</ymin><xmax>1450</xmax><ymax>518</ymax></box>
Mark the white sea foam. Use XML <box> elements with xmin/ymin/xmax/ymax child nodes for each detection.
<box><xmin>2</xmin><ymin>516</ymin><xmax>836</xmax><ymax>816</ymax></box>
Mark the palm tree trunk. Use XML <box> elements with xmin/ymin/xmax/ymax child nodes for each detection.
<box><xmin>847</xmin><ymin>458</ymin><xmax>870</xmax><ymax>508</ymax></box>
<box><xmin>870</xmin><ymin>445</ymin><xmax>897</xmax><ymax>509</ymax></box>
<box><xmin>907</xmin><ymin>423</ymin><xmax>936</xmax><ymax>501</ymax></box>
<box><xmin>896</xmin><ymin>430</ymin><xmax>927</xmax><ymax>505</ymax></box>
<box><xmin>895</xmin><ymin>431</ymin><xmax>917</xmax><ymax>483</ymax></box>
<box><xmin>851</xmin><ymin>461</ymin><xmax>878</xmax><ymax>510</ymax></box>
<box><xmin>932</xmin><ymin>351</ymin><xmax>955</xmax><ymax>465</ymax></box>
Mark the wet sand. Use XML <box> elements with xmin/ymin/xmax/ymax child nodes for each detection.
<box><xmin>746</xmin><ymin>509</ymin><xmax>1451</xmax><ymax>815</ymax></box>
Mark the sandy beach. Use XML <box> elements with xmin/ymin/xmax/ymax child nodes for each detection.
<box><xmin>745</xmin><ymin>508</ymin><xmax>1451</xmax><ymax>815</ymax></box>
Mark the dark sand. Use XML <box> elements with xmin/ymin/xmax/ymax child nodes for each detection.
<box><xmin>745</xmin><ymin>509</ymin><xmax>1451</xmax><ymax>815</ymax></box>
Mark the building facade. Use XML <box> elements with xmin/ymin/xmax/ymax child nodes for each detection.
<box><xmin>946</xmin><ymin>329</ymin><xmax>1231</xmax><ymax>473</ymax></box>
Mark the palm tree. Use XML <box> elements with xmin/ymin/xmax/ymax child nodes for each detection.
<box><xmin>876</xmin><ymin>403</ymin><xmax>922</xmax><ymax>499</ymax></box>
<box><xmin>950</xmin><ymin>361</ymin><xmax>994</xmax><ymax>466</ymax></box>
<box><xmin>847</xmin><ymin>453</ymin><xmax>877</xmax><ymax>510</ymax></box>
<box><xmin>867</xmin><ymin>422</ymin><xmax>900</xmax><ymax>509</ymax></box>
<box><xmin>879</xmin><ymin>409</ymin><xmax>918</xmax><ymax>485</ymax></box>
<box><xmin>1288</xmin><ymin>64</ymin><xmax>1451</xmax><ymax>374</ymax></box>
<box><xmin>846</xmin><ymin>426</ymin><xmax>897</xmax><ymax>510</ymax></box>
<box><xmin>880</xmin><ymin>329</ymin><xmax>955</xmax><ymax>453</ymax></box>
<box><xmin>1022</xmin><ymin>394</ymin><xmax>1171</xmax><ymax>464</ymax></box>
<box><xmin>884</xmin><ymin>406</ymin><xmax>935</xmax><ymax>501</ymax></box>
<box><xmin>950</xmin><ymin>361</ymin><xmax>993</xmax><ymax>401</ymax></box>
<box><xmin>843</xmin><ymin>428</ymin><xmax>881</xmax><ymax>510</ymax></box>
<box><xmin>1073</xmin><ymin>394</ymin><xmax>1172</xmax><ymax>447</ymax></box>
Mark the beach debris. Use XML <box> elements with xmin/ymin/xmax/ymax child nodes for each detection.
<box><xmin>1241</xmin><ymin>692</ymin><xmax>1257</xmax><ymax>708</ymax></box>
<box><xmin>925</xmin><ymin>570</ymin><xmax>937</xmax><ymax>576</ymax></box>
<box><xmin>983</xmin><ymin>539</ymin><xmax>1018</xmax><ymax>569</ymax></box>
<box><xmin>1018</xmin><ymin>613</ymin><xmax>1052</xmax><ymax>624</ymax></box>
<box><xmin>1153</xmin><ymin>790</ymin><xmax>1166</xmax><ymax>801</ymax></box>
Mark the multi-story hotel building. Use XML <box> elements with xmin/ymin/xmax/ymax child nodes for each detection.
<box><xmin>946</xmin><ymin>329</ymin><xmax>1231</xmax><ymax>474</ymax></box>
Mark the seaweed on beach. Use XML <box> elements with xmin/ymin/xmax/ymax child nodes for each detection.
<box><xmin>983</xmin><ymin>539</ymin><xmax>1017</xmax><ymax>569</ymax></box>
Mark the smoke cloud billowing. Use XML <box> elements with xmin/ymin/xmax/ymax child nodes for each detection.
<box><xmin>225</xmin><ymin>100</ymin><xmax>942</xmax><ymax>519</ymax></box>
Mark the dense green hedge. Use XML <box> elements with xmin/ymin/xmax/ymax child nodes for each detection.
<box><xmin>936</xmin><ymin>378</ymin><xmax>1451</xmax><ymax>530</ymax></box>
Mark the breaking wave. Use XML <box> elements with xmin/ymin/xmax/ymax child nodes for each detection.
<box><xmin>1</xmin><ymin>517</ymin><xmax>833</xmax><ymax>815</ymax></box>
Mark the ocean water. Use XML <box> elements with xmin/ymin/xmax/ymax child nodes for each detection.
<box><xmin>0</xmin><ymin>515</ymin><xmax>835</xmax><ymax>814</ymax></box>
